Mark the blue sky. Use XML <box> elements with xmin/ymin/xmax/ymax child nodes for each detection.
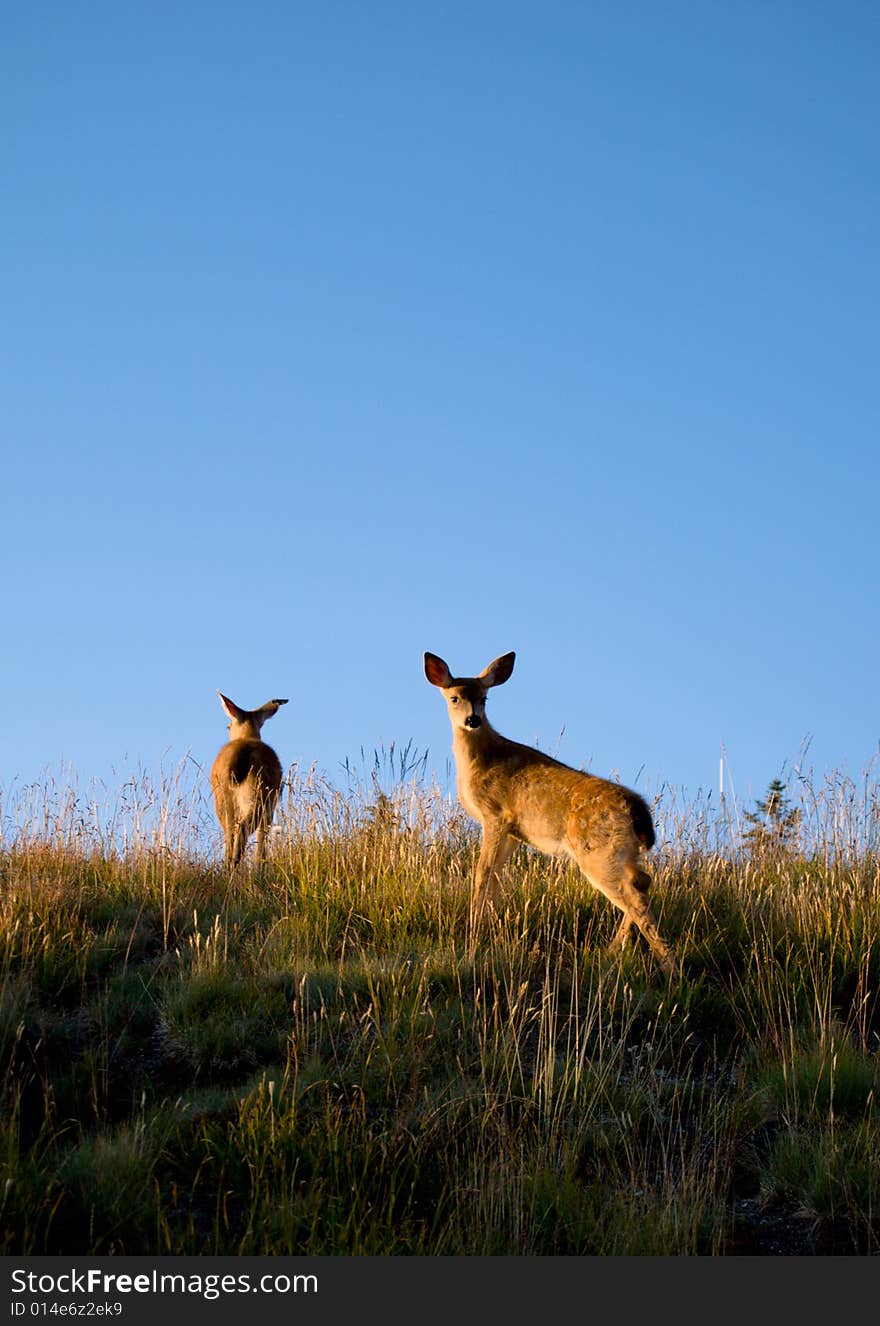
<box><xmin>3</xmin><ymin>1</ymin><xmax>879</xmax><ymax>817</ymax></box>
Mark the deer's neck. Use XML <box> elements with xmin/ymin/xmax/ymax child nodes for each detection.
<box><xmin>452</xmin><ymin>721</ymin><xmax>506</xmax><ymax>771</ymax></box>
<box><xmin>230</xmin><ymin>725</ymin><xmax>262</xmax><ymax>742</ymax></box>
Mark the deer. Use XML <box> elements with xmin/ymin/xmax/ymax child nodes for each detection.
<box><xmin>424</xmin><ymin>651</ymin><xmax>676</xmax><ymax>975</ymax></box>
<box><xmin>210</xmin><ymin>692</ymin><xmax>288</xmax><ymax>868</ymax></box>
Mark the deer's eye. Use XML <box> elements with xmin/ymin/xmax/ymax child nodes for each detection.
<box><xmin>450</xmin><ymin>697</ymin><xmax>459</xmax><ymax>704</ymax></box>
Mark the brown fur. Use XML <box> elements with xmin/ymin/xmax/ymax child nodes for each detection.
<box><xmin>424</xmin><ymin>651</ymin><xmax>675</xmax><ymax>975</ymax></box>
<box><xmin>210</xmin><ymin>693</ymin><xmax>287</xmax><ymax>868</ymax></box>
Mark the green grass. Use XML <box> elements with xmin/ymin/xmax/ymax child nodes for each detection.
<box><xmin>1</xmin><ymin>763</ymin><xmax>879</xmax><ymax>1254</ymax></box>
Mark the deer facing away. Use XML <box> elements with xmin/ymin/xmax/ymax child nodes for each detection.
<box><xmin>210</xmin><ymin>693</ymin><xmax>288</xmax><ymax>867</ymax></box>
<box><xmin>424</xmin><ymin>651</ymin><xmax>676</xmax><ymax>975</ymax></box>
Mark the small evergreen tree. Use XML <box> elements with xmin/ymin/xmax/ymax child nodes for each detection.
<box><xmin>743</xmin><ymin>778</ymin><xmax>801</xmax><ymax>855</ymax></box>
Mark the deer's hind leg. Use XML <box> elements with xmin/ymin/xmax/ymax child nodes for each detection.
<box><xmin>575</xmin><ymin>848</ymin><xmax>676</xmax><ymax>977</ymax></box>
<box><xmin>253</xmin><ymin>787</ymin><xmax>279</xmax><ymax>866</ymax></box>
<box><xmin>225</xmin><ymin>817</ymin><xmax>247</xmax><ymax>868</ymax></box>
<box><xmin>226</xmin><ymin>783</ymin><xmax>259</xmax><ymax>869</ymax></box>
<box><xmin>606</xmin><ymin>866</ymin><xmax>652</xmax><ymax>953</ymax></box>
<box><xmin>215</xmin><ymin>795</ymin><xmax>244</xmax><ymax>869</ymax></box>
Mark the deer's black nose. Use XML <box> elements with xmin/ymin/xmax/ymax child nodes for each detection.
<box><xmin>464</xmin><ymin>714</ymin><xmax>482</xmax><ymax>729</ymax></box>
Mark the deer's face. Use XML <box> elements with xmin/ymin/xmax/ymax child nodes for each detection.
<box><xmin>442</xmin><ymin>681</ymin><xmax>489</xmax><ymax>733</ymax></box>
<box><xmin>424</xmin><ymin>652</ymin><xmax>515</xmax><ymax>734</ymax></box>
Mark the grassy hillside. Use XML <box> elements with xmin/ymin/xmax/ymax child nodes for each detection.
<box><xmin>2</xmin><ymin>761</ymin><xmax>879</xmax><ymax>1255</ymax></box>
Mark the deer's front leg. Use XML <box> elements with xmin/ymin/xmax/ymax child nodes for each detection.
<box><xmin>471</xmin><ymin>820</ymin><xmax>516</xmax><ymax>932</ymax></box>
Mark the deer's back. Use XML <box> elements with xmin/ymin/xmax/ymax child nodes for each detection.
<box><xmin>462</xmin><ymin>740</ymin><xmax>654</xmax><ymax>855</ymax></box>
<box><xmin>211</xmin><ymin>740</ymin><xmax>283</xmax><ymax>796</ymax></box>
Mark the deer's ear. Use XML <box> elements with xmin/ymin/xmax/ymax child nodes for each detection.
<box><xmin>479</xmin><ymin>652</ymin><xmax>515</xmax><ymax>688</ymax></box>
<box><xmin>254</xmin><ymin>698</ymin><xmax>288</xmax><ymax>723</ymax></box>
<box><xmin>424</xmin><ymin>652</ymin><xmax>453</xmax><ymax>688</ymax></box>
<box><xmin>218</xmin><ymin>692</ymin><xmax>247</xmax><ymax>721</ymax></box>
